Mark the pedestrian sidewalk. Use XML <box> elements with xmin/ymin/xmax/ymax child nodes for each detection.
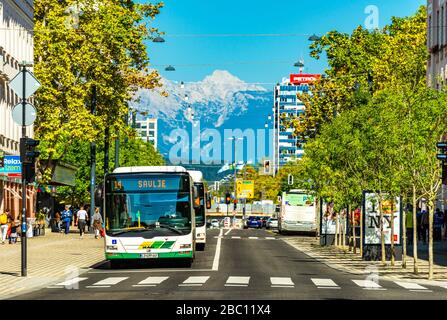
<box><xmin>283</xmin><ymin>236</ymin><xmax>447</xmax><ymax>287</ymax></box>
<box><xmin>0</xmin><ymin>229</ymin><xmax>104</xmax><ymax>300</ymax></box>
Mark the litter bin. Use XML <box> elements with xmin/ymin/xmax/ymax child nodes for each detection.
<box><xmin>26</xmin><ymin>218</ymin><xmax>36</xmax><ymax>238</ymax></box>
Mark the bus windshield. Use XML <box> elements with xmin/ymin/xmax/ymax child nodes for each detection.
<box><xmin>194</xmin><ymin>182</ymin><xmax>205</xmax><ymax>227</ymax></box>
<box><xmin>105</xmin><ymin>174</ymin><xmax>192</xmax><ymax>235</ymax></box>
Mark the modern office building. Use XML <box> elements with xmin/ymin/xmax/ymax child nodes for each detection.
<box><xmin>135</xmin><ymin>117</ymin><xmax>158</xmax><ymax>149</ymax></box>
<box><xmin>427</xmin><ymin>0</ymin><xmax>447</xmax><ymax>89</ymax></box>
<box><xmin>0</xmin><ymin>0</ymin><xmax>36</xmax><ymax>217</ymax></box>
<box><xmin>272</xmin><ymin>72</ymin><xmax>320</xmax><ymax>173</ymax></box>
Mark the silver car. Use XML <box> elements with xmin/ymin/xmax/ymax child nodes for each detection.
<box><xmin>266</xmin><ymin>218</ymin><xmax>278</xmax><ymax>229</ymax></box>
<box><xmin>210</xmin><ymin>219</ymin><xmax>220</xmax><ymax>228</ymax></box>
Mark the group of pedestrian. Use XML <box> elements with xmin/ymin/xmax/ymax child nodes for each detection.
<box><xmin>406</xmin><ymin>207</ymin><xmax>447</xmax><ymax>245</ymax></box>
<box><xmin>0</xmin><ymin>209</ymin><xmax>19</xmax><ymax>245</ymax></box>
<box><xmin>54</xmin><ymin>205</ymin><xmax>103</xmax><ymax>239</ymax></box>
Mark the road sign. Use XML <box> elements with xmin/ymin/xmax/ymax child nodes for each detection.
<box><xmin>236</xmin><ymin>180</ymin><xmax>254</xmax><ymax>199</ymax></box>
<box><xmin>12</xmin><ymin>103</ymin><xmax>37</xmax><ymax>126</ymax></box>
<box><xmin>9</xmin><ymin>70</ymin><xmax>41</xmax><ymax>99</ymax></box>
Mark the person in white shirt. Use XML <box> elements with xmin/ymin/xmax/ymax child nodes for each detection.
<box><xmin>77</xmin><ymin>206</ymin><xmax>89</xmax><ymax>238</ymax></box>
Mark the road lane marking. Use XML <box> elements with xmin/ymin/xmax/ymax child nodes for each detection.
<box><xmin>311</xmin><ymin>278</ymin><xmax>340</xmax><ymax>289</ymax></box>
<box><xmin>224</xmin><ymin>229</ymin><xmax>232</xmax><ymax>236</ymax></box>
<box><xmin>55</xmin><ymin>277</ymin><xmax>88</xmax><ymax>287</ymax></box>
<box><xmin>265</xmin><ymin>237</ymin><xmax>276</xmax><ymax>240</ymax></box>
<box><xmin>132</xmin><ymin>276</ymin><xmax>169</xmax><ymax>287</ymax></box>
<box><xmin>212</xmin><ymin>229</ymin><xmax>223</xmax><ymax>271</ymax></box>
<box><xmin>225</xmin><ymin>276</ymin><xmax>250</xmax><ymax>287</ymax></box>
<box><xmin>248</xmin><ymin>237</ymin><xmax>258</xmax><ymax>239</ymax></box>
<box><xmin>231</xmin><ymin>236</ymin><xmax>241</xmax><ymax>239</ymax></box>
<box><xmin>179</xmin><ymin>276</ymin><xmax>210</xmax><ymax>287</ymax></box>
<box><xmin>270</xmin><ymin>277</ymin><xmax>294</xmax><ymax>288</ymax></box>
<box><xmin>86</xmin><ymin>285</ymin><xmax>110</xmax><ymax>288</ymax></box>
<box><xmin>352</xmin><ymin>280</ymin><xmax>386</xmax><ymax>290</ymax></box>
<box><xmin>92</xmin><ymin>277</ymin><xmax>129</xmax><ymax>286</ymax></box>
<box><xmin>394</xmin><ymin>281</ymin><xmax>430</xmax><ymax>291</ymax></box>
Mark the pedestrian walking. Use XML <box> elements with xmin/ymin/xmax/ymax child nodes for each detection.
<box><xmin>406</xmin><ymin>210</ymin><xmax>414</xmax><ymax>245</ymax></box>
<box><xmin>92</xmin><ymin>207</ymin><xmax>103</xmax><ymax>239</ymax></box>
<box><xmin>0</xmin><ymin>209</ymin><xmax>11</xmax><ymax>244</ymax></box>
<box><xmin>421</xmin><ymin>210</ymin><xmax>429</xmax><ymax>244</ymax></box>
<box><xmin>55</xmin><ymin>211</ymin><xmax>61</xmax><ymax>232</ymax></box>
<box><xmin>9</xmin><ymin>221</ymin><xmax>18</xmax><ymax>244</ymax></box>
<box><xmin>417</xmin><ymin>208</ymin><xmax>423</xmax><ymax>242</ymax></box>
<box><xmin>435</xmin><ymin>209</ymin><xmax>444</xmax><ymax>241</ymax></box>
<box><xmin>76</xmin><ymin>206</ymin><xmax>88</xmax><ymax>238</ymax></box>
<box><xmin>61</xmin><ymin>206</ymin><xmax>72</xmax><ymax>234</ymax></box>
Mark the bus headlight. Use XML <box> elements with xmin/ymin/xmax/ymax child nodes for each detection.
<box><xmin>180</xmin><ymin>244</ymin><xmax>191</xmax><ymax>249</ymax></box>
<box><xmin>107</xmin><ymin>245</ymin><xmax>118</xmax><ymax>251</ymax></box>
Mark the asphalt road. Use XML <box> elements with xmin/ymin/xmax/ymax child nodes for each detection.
<box><xmin>13</xmin><ymin>228</ymin><xmax>447</xmax><ymax>300</ymax></box>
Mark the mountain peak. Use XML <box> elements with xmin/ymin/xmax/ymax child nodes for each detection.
<box><xmin>202</xmin><ymin>70</ymin><xmax>244</xmax><ymax>85</ymax></box>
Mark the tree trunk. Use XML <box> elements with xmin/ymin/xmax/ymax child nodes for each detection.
<box><xmin>413</xmin><ymin>184</ymin><xmax>419</xmax><ymax>274</ymax></box>
<box><xmin>353</xmin><ymin>206</ymin><xmax>357</xmax><ymax>254</ymax></box>
<box><xmin>335</xmin><ymin>213</ymin><xmax>339</xmax><ymax>247</ymax></box>
<box><xmin>380</xmin><ymin>199</ymin><xmax>386</xmax><ymax>265</ymax></box>
<box><xmin>341</xmin><ymin>210</ymin><xmax>347</xmax><ymax>250</ymax></box>
<box><xmin>348</xmin><ymin>205</ymin><xmax>353</xmax><ymax>252</ymax></box>
<box><xmin>428</xmin><ymin>200</ymin><xmax>434</xmax><ymax>280</ymax></box>
<box><xmin>402</xmin><ymin>195</ymin><xmax>407</xmax><ymax>269</ymax></box>
<box><xmin>360</xmin><ymin>204</ymin><xmax>363</xmax><ymax>257</ymax></box>
<box><xmin>390</xmin><ymin>199</ymin><xmax>395</xmax><ymax>266</ymax></box>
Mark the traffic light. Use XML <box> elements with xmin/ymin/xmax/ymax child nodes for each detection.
<box><xmin>288</xmin><ymin>174</ymin><xmax>294</xmax><ymax>186</ymax></box>
<box><xmin>233</xmin><ymin>199</ymin><xmax>238</xmax><ymax>210</ymax></box>
<box><xmin>437</xmin><ymin>142</ymin><xmax>447</xmax><ymax>185</ymax></box>
<box><xmin>225</xmin><ymin>193</ymin><xmax>231</xmax><ymax>205</ymax></box>
<box><xmin>20</xmin><ymin>138</ymin><xmax>40</xmax><ymax>184</ymax></box>
<box><xmin>264</xmin><ymin>160</ymin><xmax>270</xmax><ymax>174</ymax></box>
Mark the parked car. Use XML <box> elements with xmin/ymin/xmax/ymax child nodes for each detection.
<box><xmin>246</xmin><ymin>216</ymin><xmax>262</xmax><ymax>229</ymax></box>
<box><xmin>260</xmin><ymin>216</ymin><xmax>269</xmax><ymax>228</ymax></box>
<box><xmin>266</xmin><ymin>218</ymin><xmax>278</xmax><ymax>229</ymax></box>
<box><xmin>210</xmin><ymin>219</ymin><xmax>220</xmax><ymax>228</ymax></box>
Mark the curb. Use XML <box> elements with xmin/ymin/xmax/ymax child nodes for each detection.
<box><xmin>282</xmin><ymin>238</ymin><xmax>447</xmax><ymax>286</ymax></box>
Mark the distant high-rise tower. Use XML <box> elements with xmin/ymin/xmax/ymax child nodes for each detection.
<box><xmin>272</xmin><ymin>64</ymin><xmax>320</xmax><ymax>173</ymax></box>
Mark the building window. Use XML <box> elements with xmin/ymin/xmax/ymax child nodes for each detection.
<box><xmin>436</xmin><ymin>10</ymin><xmax>441</xmax><ymax>45</ymax></box>
<box><xmin>442</xmin><ymin>6</ymin><xmax>445</xmax><ymax>46</ymax></box>
<box><xmin>149</xmin><ymin>123</ymin><xmax>155</xmax><ymax>129</ymax></box>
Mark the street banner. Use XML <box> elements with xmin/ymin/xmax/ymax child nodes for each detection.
<box><xmin>363</xmin><ymin>192</ymin><xmax>401</xmax><ymax>245</ymax></box>
<box><xmin>236</xmin><ymin>180</ymin><xmax>254</xmax><ymax>199</ymax></box>
<box><xmin>0</xmin><ymin>156</ymin><xmax>21</xmax><ymax>176</ymax></box>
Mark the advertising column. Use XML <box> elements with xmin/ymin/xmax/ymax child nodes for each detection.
<box><xmin>362</xmin><ymin>191</ymin><xmax>403</xmax><ymax>261</ymax></box>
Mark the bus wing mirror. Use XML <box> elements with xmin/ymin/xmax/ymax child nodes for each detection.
<box><xmin>94</xmin><ymin>182</ymin><xmax>104</xmax><ymax>207</ymax></box>
<box><xmin>206</xmin><ymin>193</ymin><xmax>212</xmax><ymax>210</ymax></box>
<box><xmin>193</xmin><ymin>186</ymin><xmax>200</xmax><ymax>209</ymax></box>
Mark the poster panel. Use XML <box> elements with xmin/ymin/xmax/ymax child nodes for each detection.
<box><xmin>364</xmin><ymin>192</ymin><xmax>401</xmax><ymax>245</ymax></box>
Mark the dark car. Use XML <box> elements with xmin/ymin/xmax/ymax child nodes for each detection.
<box><xmin>246</xmin><ymin>216</ymin><xmax>262</xmax><ymax>229</ymax></box>
<box><xmin>260</xmin><ymin>216</ymin><xmax>269</xmax><ymax>228</ymax></box>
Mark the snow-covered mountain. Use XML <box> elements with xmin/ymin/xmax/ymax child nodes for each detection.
<box><xmin>131</xmin><ymin>70</ymin><xmax>274</xmax><ymax>177</ymax></box>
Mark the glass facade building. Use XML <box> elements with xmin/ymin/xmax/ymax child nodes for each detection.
<box><xmin>273</xmin><ymin>77</ymin><xmax>315</xmax><ymax>173</ymax></box>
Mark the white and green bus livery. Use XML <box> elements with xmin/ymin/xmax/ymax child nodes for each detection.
<box><xmin>279</xmin><ymin>189</ymin><xmax>317</xmax><ymax>234</ymax></box>
<box><xmin>187</xmin><ymin>170</ymin><xmax>208</xmax><ymax>251</ymax></box>
<box><xmin>103</xmin><ymin>166</ymin><xmax>198</xmax><ymax>267</ymax></box>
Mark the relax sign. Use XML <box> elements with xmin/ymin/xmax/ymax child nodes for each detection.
<box><xmin>0</xmin><ymin>156</ymin><xmax>21</xmax><ymax>176</ymax></box>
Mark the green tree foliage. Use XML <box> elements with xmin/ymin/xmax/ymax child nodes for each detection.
<box><xmin>33</xmin><ymin>0</ymin><xmax>165</xmax><ymax>178</ymax></box>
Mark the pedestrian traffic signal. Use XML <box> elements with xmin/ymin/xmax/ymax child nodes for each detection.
<box><xmin>288</xmin><ymin>174</ymin><xmax>294</xmax><ymax>186</ymax></box>
<box><xmin>264</xmin><ymin>160</ymin><xmax>270</xmax><ymax>174</ymax></box>
<box><xmin>20</xmin><ymin>138</ymin><xmax>40</xmax><ymax>184</ymax></box>
<box><xmin>225</xmin><ymin>193</ymin><xmax>231</xmax><ymax>205</ymax></box>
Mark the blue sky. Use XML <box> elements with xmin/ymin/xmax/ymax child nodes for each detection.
<box><xmin>144</xmin><ymin>0</ymin><xmax>425</xmax><ymax>87</ymax></box>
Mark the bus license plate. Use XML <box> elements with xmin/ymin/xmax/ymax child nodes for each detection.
<box><xmin>140</xmin><ymin>253</ymin><xmax>158</xmax><ymax>258</ymax></box>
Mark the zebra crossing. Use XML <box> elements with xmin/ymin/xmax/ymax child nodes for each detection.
<box><xmin>47</xmin><ymin>275</ymin><xmax>447</xmax><ymax>293</ymax></box>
